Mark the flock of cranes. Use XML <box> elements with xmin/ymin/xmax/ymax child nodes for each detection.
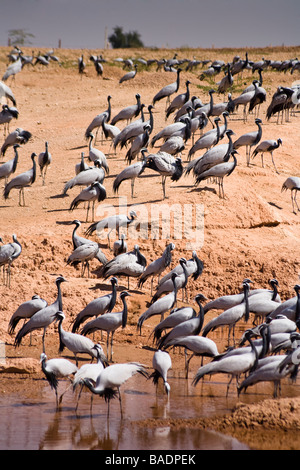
<box><xmin>1</xmin><ymin>46</ymin><xmax>300</xmax><ymax>421</ymax></box>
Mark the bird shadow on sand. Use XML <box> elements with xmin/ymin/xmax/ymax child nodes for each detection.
<box><xmin>268</xmin><ymin>201</ymin><xmax>283</xmax><ymax>210</ymax></box>
<box><xmin>89</xmin><ymin>281</ymin><xmax>144</xmax><ymax>295</ymax></box>
<box><xmin>189</xmin><ymin>186</ymin><xmax>217</xmax><ymax>195</ymax></box>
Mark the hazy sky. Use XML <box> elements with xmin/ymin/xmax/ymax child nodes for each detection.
<box><xmin>1</xmin><ymin>0</ymin><xmax>300</xmax><ymax>50</ymax></box>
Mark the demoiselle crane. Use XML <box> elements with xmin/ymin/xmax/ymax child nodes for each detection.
<box><xmin>0</xmin><ymin>143</ymin><xmax>19</xmax><ymax>185</ymax></box>
<box><xmin>187</xmin><ymin>117</ymin><xmax>221</xmax><ymax>160</ymax></box>
<box><xmin>101</xmin><ymin>245</ymin><xmax>146</xmax><ymax>288</ymax></box>
<box><xmin>113</xmin><ymin>234</ymin><xmax>127</xmax><ymax>257</ymax></box>
<box><xmin>55</xmin><ymin>311</ymin><xmax>104</xmax><ymax>366</ymax></box>
<box><xmin>111</xmin><ymin>93</ymin><xmax>142</xmax><ymax>126</ymax></box>
<box><xmin>1</xmin><ymin>127</ymin><xmax>32</xmax><ymax>156</ymax></box>
<box><xmin>86</xmin><ymin>132</ymin><xmax>109</xmax><ymax>173</ymax></box>
<box><xmin>84</xmin><ymin>95</ymin><xmax>112</xmax><ymax>142</ymax></box>
<box><xmin>125</xmin><ymin>124</ymin><xmax>151</xmax><ymax>163</ymax></box>
<box><xmin>86</xmin><ymin>210</ymin><xmax>137</xmax><ymax>248</ymax></box>
<box><xmin>81</xmin><ymin>291</ymin><xmax>131</xmax><ymax>361</ymax></box>
<box><xmin>151</xmin><ymin>258</ymin><xmax>189</xmax><ymax>303</ymax></box>
<box><xmin>0</xmin><ymin>81</ymin><xmax>17</xmax><ymax>106</ymax></box>
<box><xmin>83</xmin><ymin>362</ymin><xmax>148</xmax><ymax>418</ymax></box>
<box><xmin>14</xmin><ymin>276</ymin><xmax>67</xmax><ymax>352</ymax></box>
<box><xmin>157</xmin><ymin>294</ymin><xmax>207</xmax><ymax>350</ymax></box>
<box><xmin>72</xmin><ymin>343</ymin><xmax>108</xmax><ymax>411</ymax></box>
<box><xmin>114</xmin><ymin>105</ymin><xmax>154</xmax><ymax>150</ymax></box>
<box><xmin>150</xmin><ymin>349</ymin><xmax>172</xmax><ymax>396</ymax></box>
<box><xmin>202</xmin><ymin>280</ymin><xmax>251</xmax><ymax>344</ymax></box>
<box><xmin>69</xmin><ymin>181</ymin><xmax>107</xmax><ymax>222</ymax></box>
<box><xmin>252</xmin><ymin>138</ymin><xmax>282</xmax><ymax>173</ymax></box>
<box><xmin>63</xmin><ymin>160</ymin><xmax>105</xmax><ymax>195</ymax></box>
<box><xmin>137</xmin><ymin>273</ymin><xmax>179</xmax><ymax>334</ymax></box>
<box><xmin>40</xmin><ymin>352</ymin><xmax>78</xmax><ymax>409</ymax></box>
<box><xmin>145</xmin><ymin>151</ymin><xmax>183</xmax><ymax>199</ymax></box>
<box><xmin>233</xmin><ymin>118</ymin><xmax>263</xmax><ymax>166</ymax></box>
<box><xmin>113</xmin><ymin>157</ymin><xmax>147</xmax><ymax>199</ymax></box>
<box><xmin>152</xmin><ymin>68</ymin><xmax>182</xmax><ymax>110</ymax></box>
<box><xmin>0</xmin><ymin>104</ymin><xmax>19</xmax><ymax>136</ymax></box>
<box><xmin>158</xmin><ymin>250</ymin><xmax>204</xmax><ymax>286</ymax></box>
<box><xmin>192</xmin><ymin>329</ymin><xmax>259</xmax><ymax>397</ymax></box>
<box><xmin>3</xmin><ymin>152</ymin><xmax>36</xmax><ymax>206</ymax></box>
<box><xmin>138</xmin><ymin>242</ymin><xmax>175</xmax><ymax>294</ymax></box>
<box><xmin>165</xmin><ymin>80</ymin><xmax>190</xmax><ymax>119</ymax></box>
<box><xmin>194</xmin><ymin>150</ymin><xmax>238</xmax><ymax>199</ymax></box>
<box><xmin>0</xmin><ymin>234</ymin><xmax>22</xmax><ymax>287</ymax></box>
<box><xmin>72</xmin><ymin>277</ymin><xmax>118</xmax><ymax>333</ymax></box>
<box><xmin>167</xmin><ymin>334</ymin><xmax>219</xmax><ymax>378</ymax></box>
<box><xmin>119</xmin><ymin>64</ymin><xmax>137</xmax><ymax>83</ymax></box>
<box><xmin>8</xmin><ymin>295</ymin><xmax>48</xmax><ymax>336</ymax></box>
<box><xmin>66</xmin><ymin>242</ymin><xmax>100</xmax><ymax>277</ymax></box>
<box><xmin>70</xmin><ymin>219</ymin><xmax>107</xmax><ymax>266</ymax></box>
<box><xmin>281</xmin><ymin>176</ymin><xmax>300</xmax><ymax>214</ymax></box>
<box><xmin>38</xmin><ymin>141</ymin><xmax>51</xmax><ymax>185</ymax></box>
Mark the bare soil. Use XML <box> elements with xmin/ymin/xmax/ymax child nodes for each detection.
<box><xmin>0</xmin><ymin>45</ymin><xmax>300</xmax><ymax>450</ymax></box>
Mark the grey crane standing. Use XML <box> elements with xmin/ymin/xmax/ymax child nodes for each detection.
<box><xmin>137</xmin><ymin>273</ymin><xmax>179</xmax><ymax>334</ymax></box>
<box><xmin>55</xmin><ymin>311</ymin><xmax>103</xmax><ymax>366</ymax></box>
<box><xmin>84</xmin><ymin>95</ymin><xmax>112</xmax><ymax>142</ymax></box>
<box><xmin>0</xmin><ymin>81</ymin><xmax>17</xmax><ymax>106</ymax></box>
<box><xmin>40</xmin><ymin>352</ymin><xmax>78</xmax><ymax>409</ymax></box>
<box><xmin>101</xmin><ymin>244</ymin><xmax>147</xmax><ymax>289</ymax></box>
<box><xmin>152</xmin><ymin>68</ymin><xmax>182</xmax><ymax>110</ymax></box>
<box><xmin>3</xmin><ymin>152</ymin><xmax>36</xmax><ymax>206</ymax></box>
<box><xmin>14</xmin><ymin>276</ymin><xmax>67</xmax><ymax>352</ymax></box>
<box><xmin>113</xmin><ymin>234</ymin><xmax>128</xmax><ymax>257</ymax></box>
<box><xmin>87</xmin><ymin>132</ymin><xmax>109</xmax><ymax>173</ymax></box>
<box><xmin>145</xmin><ymin>151</ymin><xmax>183</xmax><ymax>199</ymax></box>
<box><xmin>1</xmin><ymin>128</ymin><xmax>32</xmax><ymax>156</ymax></box>
<box><xmin>233</xmin><ymin>118</ymin><xmax>263</xmax><ymax>166</ymax></box>
<box><xmin>119</xmin><ymin>64</ymin><xmax>137</xmax><ymax>84</ymax></box>
<box><xmin>0</xmin><ymin>234</ymin><xmax>22</xmax><ymax>287</ymax></box>
<box><xmin>113</xmin><ymin>157</ymin><xmax>147</xmax><ymax>198</ymax></box>
<box><xmin>111</xmin><ymin>93</ymin><xmax>142</xmax><ymax>126</ymax></box>
<box><xmin>194</xmin><ymin>150</ymin><xmax>238</xmax><ymax>199</ymax></box>
<box><xmin>0</xmin><ymin>143</ymin><xmax>19</xmax><ymax>185</ymax></box>
<box><xmin>157</xmin><ymin>294</ymin><xmax>207</xmax><ymax>350</ymax></box>
<box><xmin>165</xmin><ymin>79</ymin><xmax>190</xmax><ymax>119</ymax></box>
<box><xmin>38</xmin><ymin>141</ymin><xmax>51</xmax><ymax>185</ymax></box>
<box><xmin>86</xmin><ymin>210</ymin><xmax>137</xmax><ymax>249</ymax></box>
<box><xmin>83</xmin><ymin>362</ymin><xmax>148</xmax><ymax>418</ymax></box>
<box><xmin>0</xmin><ymin>104</ymin><xmax>19</xmax><ymax>136</ymax></box>
<box><xmin>66</xmin><ymin>242</ymin><xmax>100</xmax><ymax>278</ymax></box>
<box><xmin>8</xmin><ymin>295</ymin><xmax>48</xmax><ymax>337</ymax></box>
<box><xmin>69</xmin><ymin>181</ymin><xmax>107</xmax><ymax>222</ymax></box>
<box><xmin>281</xmin><ymin>176</ymin><xmax>300</xmax><ymax>214</ymax></box>
<box><xmin>70</xmin><ymin>219</ymin><xmax>107</xmax><ymax>266</ymax></box>
<box><xmin>72</xmin><ymin>277</ymin><xmax>118</xmax><ymax>333</ymax></box>
<box><xmin>202</xmin><ymin>280</ymin><xmax>251</xmax><ymax>344</ymax></box>
<box><xmin>81</xmin><ymin>291</ymin><xmax>131</xmax><ymax>361</ymax></box>
<box><xmin>252</xmin><ymin>138</ymin><xmax>282</xmax><ymax>173</ymax></box>
<box><xmin>63</xmin><ymin>160</ymin><xmax>105</xmax><ymax>195</ymax></box>
<box><xmin>138</xmin><ymin>242</ymin><xmax>175</xmax><ymax>295</ymax></box>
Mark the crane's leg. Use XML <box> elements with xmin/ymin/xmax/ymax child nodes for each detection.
<box><xmin>106</xmin><ymin>332</ymin><xmax>110</xmax><ymax>361</ymax></box>
<box><xmin>86</xmin><ymin>202</ymin><xmax>90</xmax><ymax>222</ymax></box>
<box><xmin>110</xmin><ymin>331</ymin><xmax>115</xmax><ymax>361</ymax></box>
<box><xmin>162</xmin><ymin>176</ymin><xmax>166</xmax><ymax>199</ymax></box>
<box><xmin>118</xmin><ymin>387</ymin><xmax>123</xmax><ymax>418</ymax></box>
<box><xmin>271</xmin><ymin>152</ymin><xmax>279</xmax><ymax>174</ymax></box>
<box><xmin>261</xmin><ymin>153</ymin><xmax>264</xmax><ymax>168</ymax></box>
<box><xmin>131</xmin><ymin>179</ymin><xmax>135</xmax><ymax>198</ymax></box>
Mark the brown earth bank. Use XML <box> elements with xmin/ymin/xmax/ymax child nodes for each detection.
<box><xmin>0</xmin><ymin>45</ymin><xmax>300</xmax><ymax>450</ymax></box>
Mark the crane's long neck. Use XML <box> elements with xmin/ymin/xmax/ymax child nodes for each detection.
<box><xmin>175</xmin><ymin>70</ymin><xmax>180</xmax><ymax>92</ymax></box>
<box><xmin>223</xmin><ymin>132</ymin><xmax>234</xmax><ymax>162</ymax></box>
<box><xmin>181</xmin><ymin>262</ymin><xmax>189</xmax><ymax>288</ymax></box>
<box><xmin>295</xmin><ymin>288</ymin><xmax>300</xmax><ymax>323</ymax></box>
<box><xmin>13</xmin><ymin>147</ymin><xmax>19</xmax><ymax>172</ymax></box>
<box><xmin>243</xmin><ymin>283</ymin><xmax>250</xmax><ymax>323</ymax></box>
<box><xmin>108</xmin><ymin>281</ymin><xmax>117</xmax><ymax>312</ymax></box>
<box><xmin>106</xmin><ymin>98</ymin><xmax>111</xmax><ymax>122</ymax></box>
<box><xmin>121</xmin><ymin>297</ymin><xmax>128</xmax><ymax>328</ymax></box>
<box><xmin>31</xmin><ymin>157</ymin><xmax>36</xmax><ymax>184</ymax></box>
<box><xmin>196</xmin><ymin>300</ymin><xmax>205</xmax><ymax>333</ymax></box>
<box><xmin>248</xmin><ymin>335</ymin><xmax>259</xmax><ymax>371</ymax></box>
<box><xmin>256</xmin><ymin>121</ymin><xmax>262</xmax><ymax>142</ymax></box>
<box><xmin>185</xmin><ymin>81</ymin><xmax>190</xmax><ymax>102</ymax></box>
<box><xmin>271</xmin><ymin>282</ymin><xmax>278</xmax><ymax>301</ymax></box>
<box><xmin>72</xmin><ymin>223</ymin><xmax>80</xmax><ymax>249</ymax></box>
<box><xmin>57</xmin><ymin>317</ymin><xmax>65</xmax><ymax>352</ymax></box>
<box><xmin>260</xmin><ymin>326</ymin><xmax>271</xmax><ymax>359</ymax></box>
<box><xmin>56</xmin><ymin>280</ymin><xmax>64</xmax><ymax>311</ymax></box>
<box><xmin>148</xmin><ymin>106</ymin><xmax>154</xmax><ymax>132</ymax></box>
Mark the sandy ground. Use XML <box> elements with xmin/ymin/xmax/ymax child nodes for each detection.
<box><xmin>0</xmin><ymin>45</ymin><xmax>300</xmax><ymax>450</ymax></box>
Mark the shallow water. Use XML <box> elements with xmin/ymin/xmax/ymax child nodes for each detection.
<box><xmin>0</xmin><ymin>371</ymin><xmax>251</xmax><ymax>450</ymax></box>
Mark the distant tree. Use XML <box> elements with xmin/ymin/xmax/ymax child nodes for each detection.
<box><xmin>109</xmin><ymin>26</ymin><xmax>144</xmax><ymax>49</ymax></box>
<box><xmin>8</xmin><ymin>29</ymin><xmax>35</xmax><ymax>46</ymax></box>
